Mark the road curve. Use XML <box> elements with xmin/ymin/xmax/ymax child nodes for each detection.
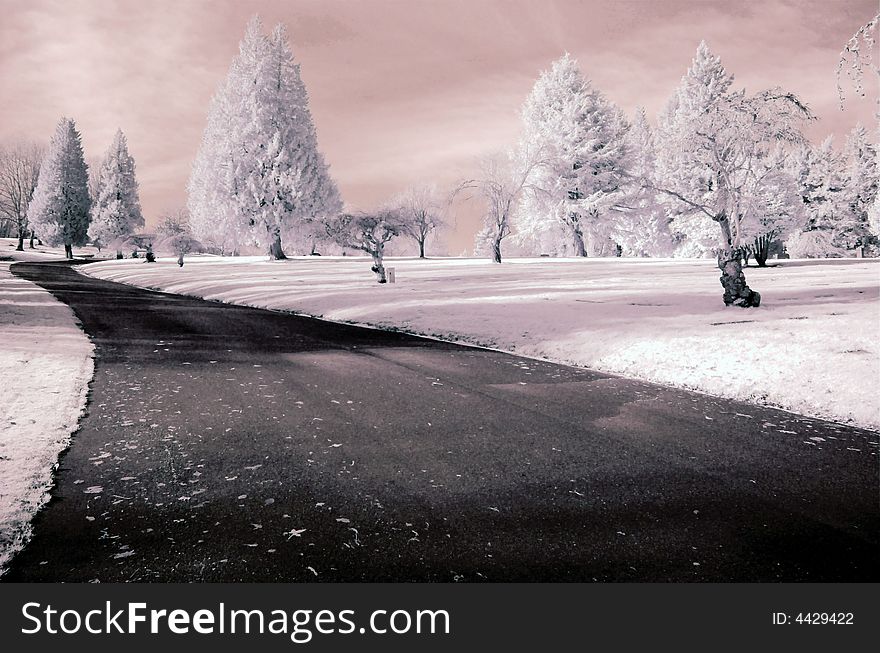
<box><xmin>4</xmin><ymin>261</ymin><xmax>878</xmax><ymax>582</ymax></box>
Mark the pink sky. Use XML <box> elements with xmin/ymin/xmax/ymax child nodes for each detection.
<box><xmin>0</xmin><ymin>0</ymin><xmax>876</xmax><ymax>253</ymax></box>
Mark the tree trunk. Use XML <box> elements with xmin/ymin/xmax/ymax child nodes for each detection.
<box><xmin>419</xmin><ymin>239</ymin><xmax>426</xmax><ymax>258</ymax></box>
<box><xmin>370</xmin><ymin>251</ymin><xmax>387</xmax><ymax>283</ymax></box>
<box><xmin>492</xmin><ymin>237</ymin><xmax>502</xmax><ymax>263</ymax></box>
<box><xmin>572</xmin><ymin>227</ymin><xmax>586</xmax><ymax>257</ymax></box>
<box><xmin>64</xmin><ymin>243</ymin><xmax>73</xmax><ymax>259</ymax></box>
<box><xmin>29</xmin><ymin>229</ymin><xmax>35</xmax><ymax>249</ymax></box>
<box><xmin>310</xmin><ymin>241</ymin><xmax>318</xmax><ymax>256</ymax></box>
<box><xmin>16</xmin><ymin>233</ymin><xmax>24</xmax><ymax>251</ymax></box>
<box><xmin>116</xmin><ymin>250</ymin><xmax>124</xmax><ymax>259</ymax></box>
<box><xmin>268</xmin><ymin>233</ymin><xmax>287</xmax><ymax>260</ymax></box>
<box><xmin>715</xmin><ymin>213</ymin><xmax>760</xmax><ymax>307</ymax></box>
<box><xmin>753</xmin><ymin>234</ymin><xmax>771</xmax><ymax>267</ymax></box>
<box><xmin>718</xmin><ymin>251</ymin><xmax>760</xmax><ymax>307</ymax></box>
<box><xmin>177</xmin><ymin>254</ymin><xmax>185</xmax><ymax>267</ymax></box>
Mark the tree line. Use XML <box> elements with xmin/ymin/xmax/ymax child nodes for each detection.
<box><xmin>470</xmin><ymin>42</ymin><xmax>877</xmax><ymax>306</ymax></box>
<box><xmin>3</xmin><ymin>14</ymin><xmax>876</xmax><ymax>303</ymax></box>
<box><xmin>0</xmin><ymin>122</ymin><xmax>144</xmax><ymax>259</ymax></box>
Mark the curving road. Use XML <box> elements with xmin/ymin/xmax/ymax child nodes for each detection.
<box><xmin>4</xmin><ymin>261</ymin><xmax>878</xmax><ymax>582</ymax></box>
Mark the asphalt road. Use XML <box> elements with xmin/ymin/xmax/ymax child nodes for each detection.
<box><xmin>5</xmin><ymin>261</ymin><xmax>878</xmax><ymax>582</ymax></box>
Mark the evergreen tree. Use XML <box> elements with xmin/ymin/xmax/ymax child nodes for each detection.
<box><xmin>188</xmin><ymin>16</ymin><xmax>338</xmax><ymax>259</ymax></box>
<box><xmin>868</xmin><ymin>192</ymin><xmax>880</xmax><ymax>242</ymax></box>
<box><xmin>516</xmin><ymin>54</ymin><xmax>630</xmax><ymax>257</ymax></box>
<box><xmin>283</xmin><ymin>148</ymin><xmax>343</xmax><ymax>255</ymax></box>
<box><xmin>188</xmin><ymin>84</ymin><xmax>246</xmax><ymax>255</ymax></box>
<box><xmin>614</xmin><ymin>107</ymin><xmax>673</xmax><ymax>257</ymax></box>
<box><xmin>786</xmin><ymin>137</ymin><xmax>848</xmax><ymax>258</ymax></box>
<box><xmin>88</xmin><ymin>129</ymin><xmax>144</xmax><ymax>256</ymax></box>
<box><xmin>838</xmin><ymin>123</ymin><xmax>879</xmax><ymax>250</ymax></box>
<box><xmin>656</xmin><ymin>41</ymin><xmax>733</xmax><ymax>258</ymax></box>
<box><xmin>27</xmin><ymin>118</ymin><xmax>91</xmax><ymax>259</ymax></box>
<box><xmin>738</xmin><ymin>148</ymin><xmax>804</xmax><ymax>265</ymax></box>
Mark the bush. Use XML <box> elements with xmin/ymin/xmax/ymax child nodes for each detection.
<box><xmin>785</xmin><ymin>230</ymin><xmax>843</xmax><ymax>258</ymax></box>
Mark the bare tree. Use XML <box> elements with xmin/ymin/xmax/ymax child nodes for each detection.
<box><xmin>391</xmin><ymin>183</ymin><xmax>448</xmax><ymax>258</ymax></box>
<box><xmin>458</xmin><ymin>146</ymin><xmax>546</xmax><ymax>263</ymax></box>
<box><xmin>0</xmin><ymin>141</ymin><xmax>44</xmax><ymax>251</ymax></box>
<box><xmin>157</xmin><ymin>206</ymin><xmax>192</xmax><ymax>237</ymax></box>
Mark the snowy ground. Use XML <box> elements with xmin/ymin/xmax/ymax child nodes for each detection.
<box><xmin>0</xmin><ymin>239</ymin><xmax>95</xmax><ymax>574</ymax></box>
<box><xmin>82</xmin><ymin>254</ymin><xmax>880</xmax><ymax>431</ymax></box>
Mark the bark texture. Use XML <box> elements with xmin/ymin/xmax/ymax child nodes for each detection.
<box><xmin>370</xmin><ymin>252</ymin><xmax>387</xmax><ymax>283</ymax></box>
<box><xmin>491</xmin><ymin>238</ymin><xmax>502</xmax><ymax>264</ymax></box>
<box><xmin>718</xmin><ymin>250</ymin><xmax>761</xmax><ymax>307</ymax></box>
<box><xmin>268</xmin><ymin>233</ymin><xmax>287</xmax><ymax>260</ymax></box>
<box><xmin>572</xmin><ymin>226</ymin><xmax>587</xmax><ymax>257</ymax></box>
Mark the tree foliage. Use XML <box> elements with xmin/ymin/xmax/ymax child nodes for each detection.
<box><xmin>516</xmin><ymin>54</ymin><xmax>630</xmax><ymax>256</ymax></box>
<box><xmin>188</xmin><ymin>16</ymin><xmax>340</xmax><ymax>259</ymax></box>
<box><xmin>322</xmin><ymin>209</ymin><xmax>405</xmax><ymax>282</ymax></box>
<box><xmin>836</xmin><ymin>12</ymin><xmax>879</xmax><ymax>107</ymax></box>
<box><xmin>652</xmin><ymin>42</ymin><xmax>812</xmax><ymax>305</ymax></box>
<box><xmin>88</xmin><ymin>129</ymin><xmax>144</xmax><ymax>252</ymax></box>
<box><xmin>613</xmin><ymin>107</ymin><xmax>674</xmax><ymax>257</ymax></box>
<box><xmin>27</xmin><ymin>118</ymin><xmax>91</xmax><ymax>257</ymax></box>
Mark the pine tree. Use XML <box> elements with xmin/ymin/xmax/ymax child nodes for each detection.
<box><xmin>27</xmin><ymin>118</ymin><xmax>91</xmax><ymax>259</ymax></box>
<box><xmin>188</xmin><ymin>17</ymin><xmax>338</xmax><ymax>259</ymax></box>
<box><xmin>738</xmin><ymin>149</ymin><xmax>803</xmax><ymax>265</ymax></box>
<box><xmin>88</xmin><ymin>129</ymin><xmax>144</xmax><ymax>256</ymax></box>
<box><xmin>786</xmin><ymin>137</ymin><xmax>848</xmax><ymax>258</ymax></box>
<box><xmin>516</xmin><ymin>54</ymin><xmax>630</xmax><ymax>257</ymax></box>
<box><xmin>614</xmin><ymin>107</ymin><xmax>673</xmax><ymax>257</ymax></box>
<box><xmin>284</xmin><ymin>148</ymin><xmax>343</xmax><ymax>255</ymax></box>
<box><xmin>188</xmin><ymin>85</ymin><xmax>246</xmax><ymax>255</ymax></box>
<box><xmin>838</xmin><ymin>123</ymin><xmax>879</xmax><ymax>251</ymax></box>
<box><xmin>656</xmin><ymin>41</ymin><xmax>734</xmax><ymax>258</ymax></box>
<box><xmin>868</xmin><ymin>192</ymin><xmax>880</xmax><ymax>242</ymax></box>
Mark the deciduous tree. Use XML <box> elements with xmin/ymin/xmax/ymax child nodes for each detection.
<box><xmin>652</xmin><ymin>42</ymin><xmax>812</xmax><ymax>306</ymax></box>
<box><xmin>0</xmin><ymin>141</ymin><xmax>43</xmax><ymax>251</ymax></box>
<box><xmin>322</xmin><ymin>210</ymin><xmax>404</xmax><ymax>282</ymax></box>
<box><xmin>391</xmin><ymin>184</ymin><xmax>447</xmax><ymax>258</ymax></box>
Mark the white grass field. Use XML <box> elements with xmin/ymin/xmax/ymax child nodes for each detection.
<box><xmin>0</xmin><ymin>239</ymin><xmax>94</xmax><ymax>573</ymax></box>
<box><xmin>83</xmin><ymin>253</ymin><xmax>880</xmax><ymax>430</ymax></box>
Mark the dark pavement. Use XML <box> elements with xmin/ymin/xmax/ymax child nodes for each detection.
<box><xmin>4</xmin><ymin>260</ymin><xmax>879</xmax><ymax>582</ymax></box>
